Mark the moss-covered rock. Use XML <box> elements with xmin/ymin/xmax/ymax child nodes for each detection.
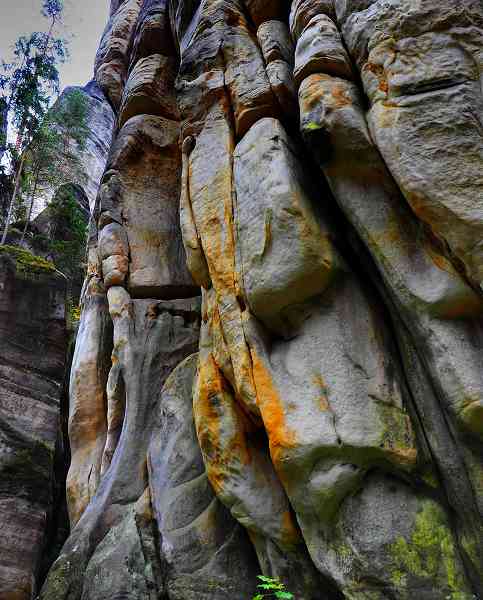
<box><xmin>0</xmin><ymin>244</ymin><xmax>56</xmax><ymax>275</ymax></box>
<box><xmin>389</xmin><ymin>501</ymin><xmax>471</xmax><ymax>599</ymax></box>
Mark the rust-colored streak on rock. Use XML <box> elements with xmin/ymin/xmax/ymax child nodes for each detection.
<box><xmin>250</xmin><ymin>348</ymin><xmax>297</xmax><ymax>466</ymax></box>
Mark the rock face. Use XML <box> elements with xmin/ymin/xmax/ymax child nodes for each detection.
<box><xmin>35</xmin><ymin>81</ymin><xmax>115</xmax><ymax>215</ymax></box>
<box><xmin>0</xmin><ymin>247</ymin><xmax>67</xmax><ymax>599</ymax></box>
<box><xmin>33</xmin><ymin>0</ymin><xmax>483</xmax><ymax>599</ymax></box>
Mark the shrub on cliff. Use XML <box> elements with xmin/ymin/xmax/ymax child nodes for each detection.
<box><xmin>252</xmin><ymin>575</ymin><xmax>294</xmax><ymax>600</ymax></box>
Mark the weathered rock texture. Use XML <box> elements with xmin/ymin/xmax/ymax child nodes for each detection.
<box><xmin>35</xmin><ymin>0</ymin><xmax>483</xmax><ymax>599</ymax></box>
<box><xmin>0</xmin><ymin>247</ymin><xmax>67</xmax><ymax>599</ymax></box>
<box><xmin>33</xmin><ymin>81</ymin><xmax>115</xmax><ymax>216</ymax></box>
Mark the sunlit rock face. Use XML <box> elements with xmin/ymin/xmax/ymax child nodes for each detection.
<box><xmin>40</xmin><ymin>0</ymin><xmax>483</xmax><ymax>598</ymax></box>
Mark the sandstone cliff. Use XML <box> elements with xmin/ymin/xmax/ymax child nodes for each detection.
<box><xmin>7</xmin><ymin>0</ymin><xmax>483</xmax><ymax>598</ymax></box>
<box><xmin>0</xmin><ymin>247</ymin><xmax>67</xmax><ymax>599</ymax></box>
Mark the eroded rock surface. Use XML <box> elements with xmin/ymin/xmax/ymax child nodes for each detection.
<box><xmin>34</xmin><ymin>0</ymin><xmax>483</xmax><ymax>598</ymax></box>
<box><xmin>0</xmin><ymin>248</ymin><xmax>67</xmax><ymax>599</ymax></box>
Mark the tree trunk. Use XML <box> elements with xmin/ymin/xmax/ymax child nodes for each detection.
<box><xmin>20</xmin><ymin>166</ymin><xmax>40</xmax><ymax>244</ymax></box>
<box><xmin>1</xmin><ymin>153</ymin><xmax>26</xmax><ymax>245</ymax></box>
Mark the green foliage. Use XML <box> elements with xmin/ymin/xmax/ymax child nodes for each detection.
<box><xmin>1</xmin><ymin>27</ymin><xmax>67</xmax><ymax>154</ymax></box>
<box><xmin>0</xmin><ymin>243</ymin><xmax>55</xmax><ymax>274</ymax></box>
<box><xmin>252</xmin><ymin>576</ymin><xmax>294</xmax><ymax>600</ymax></box>
<box><xmin>0</xmin><ymin>0</ymin><xmax>68</xmax><ymax>244</ymax></box>
<box><xmin>44</xmin><ymin>188</ymin><xmax>87</xmax><ymax>277</ymax></box>
<box><xmin>70</xmin><ymin>303</ymin><xmax>81</xmax><ymax>322</ymax></box>
<box><xmin>23</xmin><ymin>89</ymin><xmax>90</xmax><ymax>205</ymax></box>
<box><xmin>54</xmin><ymin>88</ymin><xmax>89</xmax><ymax>150</ymax></box>
<box><xmin>41</xmin><ymin>0</ymin><xmax>64</xmax><ymax>19</ymax></box>
<box><xmin>65</xmin><ymin>298</ymin><xmax>81</xmax><ymax>330</ymax></box>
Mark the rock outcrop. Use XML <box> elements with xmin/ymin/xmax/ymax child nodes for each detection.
<box><xmin>0</xmin><ymin>246</ymin><xmax>67</xmax><ymax>599</ymax></box>
<box><xmin>34</xmin><ymin>80</ymin><xmax>115</xmax><ymax>215</ymax></box>
<box><xmin>23</xmin><ymin>0</ymin><xmax>483</xmax><ymax>598</ymax></box>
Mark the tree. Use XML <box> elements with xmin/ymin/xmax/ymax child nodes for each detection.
<box><xmin>19</xmin><ymin>88</ymin><xmax>90</xmax><ymax>242</ymax></box>
<box><xmin>0</xmin><ymin>0</ymin><xmax>67</xmax><ymax>245</ymax></box>
<box><xmin>0</xmin><ymin>98</ymin><xmax>7</xmax><ymax>162</ymax></box>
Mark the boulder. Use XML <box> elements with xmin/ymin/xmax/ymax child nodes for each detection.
<box><xmin>95</xmin><ymin>0</ymin><xmax>143</xmax><ymax>109</ymax></box>
<box><xmin>294</xmin><ymin>15</ymin><xmax>353</xmax><ymax>85</ymax></box>
<box><xmin>257</xmin><ymin>20</ymin><xmax>294</xmax><ymax>65</ymax></box>
<box><xmin>119</xmin><ymin>54</ymin><xmax>179</xmax><ymax>127</ymax></box>
<box><xmin>103</xmin><ymin>115</ymin><xmax>198</xmax><ymax>299</ymax></box>
<box><xmin>234</xmin><ymin>117</ymin><xmax>341</xmax><ymax>336</ymax></box>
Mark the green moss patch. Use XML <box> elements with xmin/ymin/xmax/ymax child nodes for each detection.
<box><xmin>389</xmin><ymin>501</ymin><xmax>468</xmax><ymax>597</ymax></box>
<box><xmin>0</xmin><ymin>244</ymin><xmax>56</xmax><ymax>275</ymax></box>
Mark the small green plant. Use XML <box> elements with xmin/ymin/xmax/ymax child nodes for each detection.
<box><xmin>0</xmin><ymin>243</ymin><xmax>55</xmax><ymax>274</ymax></box>
<box><xmin>69</xmin><ymin>302</ymin><xmax>81</xmax><ymax>323</ymax></box>
<box><xmin>252</xmin><ymin>575</ymin><xmax>294</xmax><ymax>600</ymax></box>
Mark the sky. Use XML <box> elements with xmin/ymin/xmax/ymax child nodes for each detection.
<box><xmin>0</xmin><ymin>0</ymin><xmax>110</xmax><ymax>91</ymax></box>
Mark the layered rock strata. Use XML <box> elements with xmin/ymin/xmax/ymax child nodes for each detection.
<box><xmin>37</xmin><ymin>0</ymin><xmax>483</xmax><ymax>598</ymax></box>
<box><xmin>0</xmin><ymin>247</ymin><xmax>67</xmax><ymax>599</ymax></box>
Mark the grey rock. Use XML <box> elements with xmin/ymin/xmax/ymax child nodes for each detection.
<box><xmin>294</xmin><ymin>14</ymin><xmax>353</xmax><ymax>85</ymax></box>
<box><xmin>35</xmin><ymin>1</ymin><xmax>483</xmax><ymax>599</ymax></box>
<box><xmin>0</xmin><ymin>249</ymin><xmax>67</xmax><ymax>599</ymax></box>
<box><xmin>119</xmin><ymin>53</ymin><xmax>179</xmax><ymax>127</ymax></box>
<box><xmin>257</xmin><ymin>20</ymin><xmax>294</xmax><ymax>65</ymax></box>
<box><xmin>234</xmin><ymin>117</ymin><xmax>341</xmax><ymax>336</ymax></box>
<box><xmin>67</xmin><ymin>276</ymin><xmax>112</xmax><ymax>526</ymax></box>
<box><xmin>41</xmin><ymin>292</ymin><xmax>200</xmax><ymax>600</ymax></box>
<box><xmin>298</xmin><ymin>67</ymin><xmax>483</xmax><ymax>594</ymax></box>
<box><xmin>289</xmin><ymin>0</ymin><xmax>336</xmax><ymax>39</ymax></box>
<box><xmin>266</xmin><ymin>60</ymin><xmax>298</xmax><ymax>115</ymax></box>
<box><xmin>103</xmin><ymin>115</ymin><xmax>198</xmax><ymax>299</ymax></box>
<box><xmin>148</xmin><ymin>354</ymin><xmax>260</xmax><ymax>599</ymax></box>
<box><xmin>95</xmin><ymin>0</ymin><xmax>143</xmax><ymax>109</ymax></box>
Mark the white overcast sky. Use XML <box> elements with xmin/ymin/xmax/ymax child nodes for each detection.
<box><xmin>0</xmin><ymin>0</ymin><xmax>110</xmax><ymax>91</ymax></box>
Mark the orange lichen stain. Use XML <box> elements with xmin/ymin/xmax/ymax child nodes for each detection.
<box><xmin>201</xmin><ymin>199</ymin><xmax>235</xmax><ymax>293</ymax></box>
<box><xmin>280</xmin><ymin>510</ymin><xmax>303</xmax><ymax>549</ymax></box>
<box><xmin>299</xmin><ymin>74</ymin><xmax>330</xmax><ymax>110</ymax></box>
<box><xmin>423</xmin><ymin>238</ymin><xmax>459</xmax><ymax>277</ymax></box>
<box><xmin>194</xmin><ymin>357</ymin><xmax>225</xmax><ymax>495</ymax></box>
<box><xmin>250</xmin><ymin>349</ymin><xmax>297</xmax><ymax>467</ymax></box>
<box><xmin>331</xmin><ymin>82</ymin><xmax>353</xmax><ymax>108</ymax></box>
<box><xmin>313</xmin><ymin>374</ymin><xmax>330</xmax><ymax>411</ymax></box>
<box><xmin>364</xmin><ymin>62</ymin><xmax>384</xmax><ymax>76</ymax></box>
<box><xmin>363</xmin><ymin>62</ymin><xmax>388</xmax><ymax>93</ymax></box>
<box><xmin>135</xmin><ymin>487</ymin><xmax>153</xmax><ymax>521</ymax></box>
<box><xmin>194</xmin><ymin>353</ymin><xmax>251</xmax><ymax>497</ymax></box>
<box><xmin>404</xmin><ymin>190</ymin><xmax>436</xmax><ymax>226</ymax></box>
<box><xmin>386</xmin><ymin>446</ymin><xmax>418</xmax><ymax>470</ymax></box>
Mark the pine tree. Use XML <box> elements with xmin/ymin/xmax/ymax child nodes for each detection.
<box><xmin>0</xmin><ymin>0</ymin><xmax>67</xmax><ymax>245</ymax></box>
<box><xmin>19</xmin><ymin>88</ymin><xmax>89</xmax><ymax>243</ymax></box>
